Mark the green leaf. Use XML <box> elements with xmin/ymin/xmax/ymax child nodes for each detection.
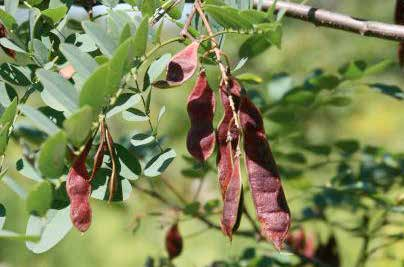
<box><xmin>26</xmin><ymin>206</ymin><xmax>72</xmax><ymax>254</ymax></box>
<box><xmin>364</xmin><ymin>59</ymin><xmax>394</xmax><ymax>76</ymax></box>
<box><xmin>183</xmin><ymin>201</ymin><xmax>200</xmax><ymax>216</ymax></box>
<box><xmin>20</xmin><ymin>105</ymin><xmax>59</xmax><ymax>135</ymax></box>
<box><xmin>41</xmin><ymin>6</ymin><xmax>68</xmax><ymax>24</ymax></box>
<box><xmin>339</xmin><ymin>60</ymin><xmax>367</xmax><ymax>80</ymax></box>
<box><xmin>335</xmin><ymin>140</ymin><xmax>360</xmax><ymax>155</ymax></box>
<box><xmin>5</xmin><ymin>0</ymin><xmax>18</xmax><ymax>16</ymax></box>
<box><xmin>63</xmin><ymin>106</ymin><xmax>94</xmax><ymax>147</ymax></box>
<box><xmin>60</xmin><ymin>43</ymin><xmax>98</xmax><ymax>85</ymax></box>
<box><xmin>133</xmin><ymin>16</ymin><xmax>149</xmax><ymax>57</ymax></box>
<box><xmin>82</xmin><ymin>21</ymin><xmax>118</xmax><ymax>57</ymax></box>
<box><xmin>236</xmin><ymin>73</ymin><xmax>263</xmax><ymax>84</ymax></box>
<box><xmin>142</xmin><ymin>0</ymin><xmax>159</xmax><ymax>16</ymax></box>
<box><xmin>2</xmin><ymin>176</ymin><xmax>27</xmax><ymax>199</ymax></box>
<box><xmin>79</xmin><ymin>63</ymin><xmax>110</xmax><ymax>113</ymax></box>
<box><xmin>284</xmin><ymin>90</ymin><xmax>316</xmax><ymax>106</ymax></box>
<box><xmin>204</xmin><ymin>4</ymin><xmax>253</xmax><ymax>30</ymax></box>
<box><xmin>0</xmin><ymin>38</ymin><xmax>26</xmax><ymax>54</ymax></box>
<box><xmin>26</xmin><ymin>181</ymin><xmax>53</xmax><ymax>217</ymax></box>
<box><xmin>0</xmin><ymin>97</ymin><xmax>17</xmax><ymax>128</ymax></box>
<box><xmin>106</xmin><ymin>94</ymin><xmax>141</xmax><ymax>118</ymax></box>
<box><xmin>119</xmin><ymin>24</ymin><xmax>131</xmax><ymax>44</ymax></box>
<box><xmin>0</xmin><ymin>203</ymin><xmax>5</xmax><ymax>229</ymax></box>
<box><xmin>144</xmin><ymin>148</ymin><xmax>176</xmax><ymax>177</ymax></box>
<box><xmin>32</xmin><ymin>39</ymin><xmax>49</xmax><ymax>65</ymax></box>
<box><xmin>16</xmin><ymin>158</ymin><xmax>42</xmax><ymax>182</ymax></box>
<box><xmin>37</xmin><ymin>69</ymin><xmax>79</xmax><ymax>115</ymax></box>
<box><xmin>115</xmin><ymin>144</ymin><xmax>141</xmax><ymax>180</ymax></box>
<box><xmin>325</xmin><ymin>96</ymin><xmax>352</xmax><ymax>107</ymax></box>
<box><xmin>239</xmin><ymin>34</ymin><xmax>271</xmax><ymax>59</ymax></box>
<box><xmin>38</xmin><ymin>131</ymin><xmax>67</xmax><ymax>178</ymax></box>
<box><xmin>303</xmin><ymin>144</ymin><xmax>331</xmax><ymax>156</ymax></box>
<box><xmin>370</xmin><ymin>83</ymin><xmax>404</xmax><ymax>100</ymax></box>
<box><xmin>147</xmin><ymin>53</ymin><xmax>171</xmax><ymax>83</ymax></box>
<box><xmin>101</xmin><ymin>0</ymin><xmax>119</xmax><ymax>7</ymax></box>
<box><xmin>122</xmin><ymin>108</ymin><xmax>149</xmax><ymax>121</ymax></box>
<box><xmin>130</xmin><ymin>133</ymin><xmax>155</xmax><ymax>147</ymax></box>
<box><xmin>0</xmin><ymin>9</ymin><xmax>17</xmax><ymax>31</ymax></box>
<box><xmin>0</xmin><ymin>123</ymin><xmax>9</xmax><ymax>155</ymax></box>
<box><xmin>27</xmin><ymin>0</ymin><xmax>44</xmax><ymax>5</ymax></box>
<box><xmin>204</xmin><ymin>199</ymin><xmax>219</xmax><ymax>213</ymax></box>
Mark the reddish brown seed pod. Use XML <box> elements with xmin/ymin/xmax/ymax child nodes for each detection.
<box><xmin>186</xmin><ymin>70</ymin><xmax>215</xmax><ymax>161</ymax></box>
<box><xmin>0</xmin><ymin>24</ymin><xmax>15</xmax><ymax>59</ymax></box>
<box><xmin>166</xmin><ymin>41</ymin><xmax>199</xmax><ymax>86</ymax></box>
<box><xmin>239</xmin><ymin>95</ymin><xmax>290</xmax><ymax>250</ymax></box>
<box><xmin>90</xmin><ymin>121</ymin><xmax>106</xmax><ymax>180</ymax></box>
<box><xmin>66</xmin><ymin>139</ymin><xmax>93</xmax><ymax>232</ymax></box>
<box><xmin>216</xmin><ymin>79</ymin><xmax>242</xmax><ymax>198</ymax></box>
<box><xmin>220</xmin><ymin>151</ymin><xmax>243</xmax><ymax>240</ymax></box>
<box><xmin>395</xmin><ymin>0</ymin><xmax>404</xmax><ymax>66</ymax></box>
<box><xmin>286</xmin><ymin>229</ymin><xmax>315</xmax><ymax>258</ymax></box>
<box><xmin>165</xmin><ymin>223</ymin><xmax>183</xmax><ymax>260</ymax></box>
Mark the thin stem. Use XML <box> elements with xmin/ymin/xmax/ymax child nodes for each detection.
<box><xmin>161</xmin><ymin>177</ymin><xmax>188</xmax><ymax>205</ymax></box>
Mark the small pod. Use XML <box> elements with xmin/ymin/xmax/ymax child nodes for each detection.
<box><xmin>396</xmin><ymin>0</ymin><xmax>404</xmax><ymax>66</ymax></box>
<box><xmin>239</xmin><ymin>95</ymin><xmax>290</xmax><ymax>250</ymax></box>
<box><xmin>186</xmin><ymin>70</ymin><xmax>216</xmax><ymax>161</ymax></box>
<box><xmin>166</xmin><ymin>41</ymin><xmax>199</xmax><ymax>86</ymax></box>
<box><xmin>66</xmin><ymin>139</ymin><xmax>93</xmax><ymax>232</ymax></box>
<box><xmin>165</xmin><ymin>223</ymin><xmax>183</xmax><ymax>260</ymax></box>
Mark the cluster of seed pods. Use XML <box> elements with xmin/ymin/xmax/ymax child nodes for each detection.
<box><xmin>66</xmin><ymin>120</ymin><xmax>118</xmax><ymax>232</ymax></box>
<box><xmin>164</xmin><ymin>41</ymin><xmax>291</xmax><ymax>249</ymax></box>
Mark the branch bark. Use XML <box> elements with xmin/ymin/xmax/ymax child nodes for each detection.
<box><xmin>254</xmin><ymin>0</ymin><xmax>404</xmax><ymax>42</ymax></box>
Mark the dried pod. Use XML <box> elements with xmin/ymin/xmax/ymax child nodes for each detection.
<box><xmin>0</xmin><ymin>24</ymin><xmax>15</xmax><ymax>59</ymax></box>
<box><xmin>90</xmin><ymin>121</ymin><xmax>106</xmax><ymax>180</ymax></box>
<box><xmin>66</xmin><ymin>139</ymin><xmax>93</xmax><ymax>232</ymax></box>
<box><xmin>239</xmin><ymin>95</ymin><xmax>290</xmax><ymax>250</ymax></box>
<box><xmin>165</xmin><ymin>223</ymin><xmax>183</xmax><ymax>260</ymax></box>
<box><xmin>186</xmin><ymin>70</ymin><xmax>216</xmax><ymax>161</ymax></box>
<box><xmin>396</xmin><ymin>0</ymin><xmax>404</xmax><ymax>66</ymax></box>
<box><xmin>220</xmin><ymin>149</ymin><xmax>243</xmax><ymax>240</ymax></box>
<box><xmin>286</xmin><ymin>229</ymin><xmax>315</xmax><ymax>258</ymax></box>
<box><xmin>166</xmin><ymin>41</ymin><xmax>199</xmax><ymax>86</ymax></box>
<box><xmin>216</xmin><ymin>79</ymin><xmax>242</xmax><ymax>198</ymax></box>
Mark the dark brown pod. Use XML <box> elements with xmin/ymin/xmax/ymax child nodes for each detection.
<box><xmin>239</xmin><ymin>95</ymin><xmax>290</xmax><ymax>250</ymax></box>
<box><xmin>395</xmin><ymin>0</ymin><xmax>404</xmax><ymax>66</ymax></box>
<box><xmin>165</xmin><ymin>223</ymin><xmax>183</xmax><ymax>260</ymax></box>
<box><xmin>66</xmin><ymin>139</ymin><xmax>93</xmax><ymax>232</ymax></box>
<box><xmin>166</xmin><ymin>41</ymin><xmax>199</xmax><ymax>86</ymax></box>
<box><xmin>186</xmin><ymin>70</ymin><xmax>216</xmax><ymax>161</ymax></box>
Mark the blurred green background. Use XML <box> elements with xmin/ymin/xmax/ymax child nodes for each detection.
<box><xmin>1</xmin><ymin>0</ymin><xmax>404</xmax><ymax>266</ymax></box>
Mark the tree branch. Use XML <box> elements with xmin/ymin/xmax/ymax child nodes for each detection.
<box><xmin>255</xmin><ymin>0</ymin><xmax>404</xmax><ymax>42</ymax></box>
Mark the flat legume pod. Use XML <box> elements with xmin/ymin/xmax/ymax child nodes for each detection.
<box><xmin>166</xmin><ymin>41</ymin><xmax>199</xmax><ymax>86</ymax></box>
<box><xmin>239</xmin><ymin>96</ymin><xmax>290</xmax><ymax>250</ymax></box>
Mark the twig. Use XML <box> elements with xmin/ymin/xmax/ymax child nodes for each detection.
<box><xmin>255</xmin><ymin>0</ymin><xmax>404</xmax><ymax>42</ymax></box>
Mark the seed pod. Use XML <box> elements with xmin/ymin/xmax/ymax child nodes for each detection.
<box><xmin>165</xmin><ymin>223</ymin><xmax>183</xmax><ymax>260</ymax></box>
<box><xmin>239</xmin><ymin>95</ymin><xmax>290</xmax><ymax>250</ymax></box>
<box><xmin>66</xmin><ymin>139</ymin><xmax>93</xmax><ymax>232</ymax></box>
<box><xmin>395</xmin><ymin>0</ymin><xmax>404</xmax><ymax>66</ymax></box>
<box><xmin>0</xmin><ymin>24</ymin><xmax>15</xmax><ymax>59</ymax></box>
<box><xmin>166</xmin><ymin>41</ymin><xmax>199</xmax><ymax>86</ymax></box>
<box><xmin>90</xmin><ymin>121</ymin><xmax>106</xmax><ymax>180</ymax></box>
<box><xmin>186</xmin><ymin>70</ymin><xmax>215</xmax><ymax>161</ymax></box>
<box><xmin>216</xmin><ymin>79</ymin><xmax>242</xmax><ymax>198</ymax></box>
<box><xmin>286</xmin><ymin>229</ymin><xmax>315</xmax><ymax>258</ymax></box>
<box><xmin>220</xmin><ymin>149</ymin><xmax>243</xmax><ymax>240</ymax></box>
